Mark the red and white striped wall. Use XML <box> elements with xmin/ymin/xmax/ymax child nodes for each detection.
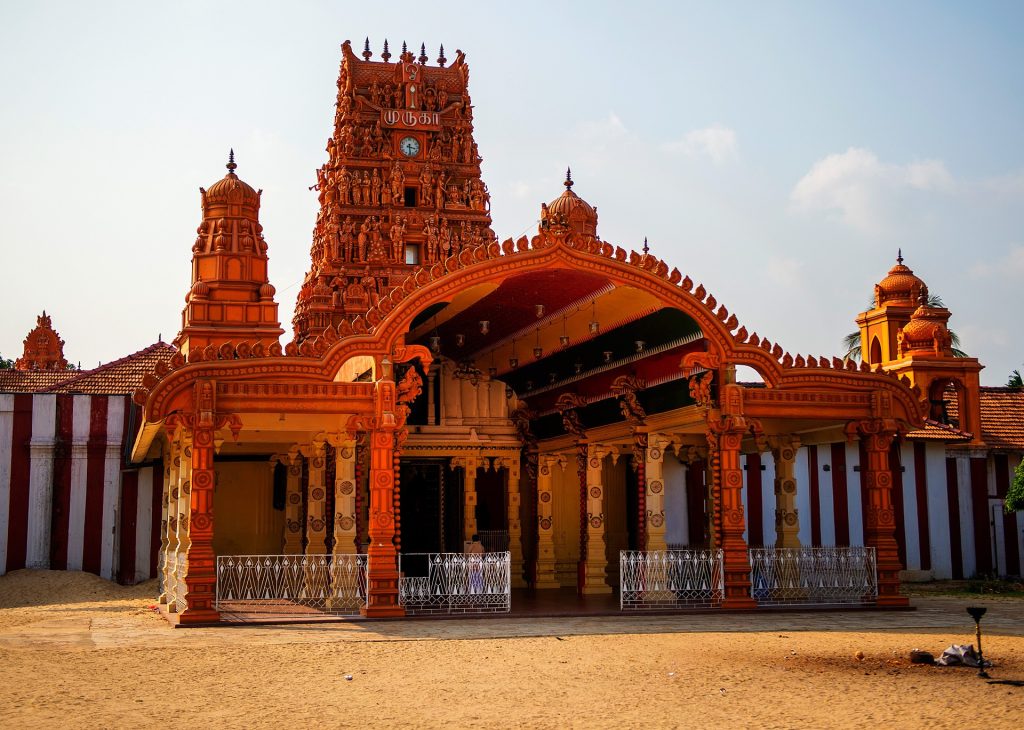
<box><xmin>0</xmin><ymin>393</ymin><xmax>161</xmax><ymax>583</ymax></box>
<box><xmin>735</xmin><ymin>443</ymin><xmax>1024</xmax><ymax>580</ymax></box>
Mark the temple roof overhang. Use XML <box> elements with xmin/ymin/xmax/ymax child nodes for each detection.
<box><xmin>132</xmin><ymin>229</ymin><xmax>927</xmax><ymax>461</ymax></box>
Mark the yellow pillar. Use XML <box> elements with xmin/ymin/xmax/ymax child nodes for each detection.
<box><xmin>768</xmin><ymin>435</ymin><xmax>802</xmax><ymax>548</ymax></box>
<box><xmin>498</xmin><ymin>456</ymin><xmax>526</xmax><ymax>588</ymax></box>
<box><xmin>332</xmin><ymin>437</ymin><xmax>358</xmax><ymax>555</ymax></box>
<box><xmin>158</xmin><ymin>439</ymin><xmax>179</xmax><ymax>604</ymax></box>
<box><xmin>170</xmin><ymin>433</ymin><xmax>192</xmax><ymax>613</ymax></box>
<box><xmin>304</xmin><ymin>438</ymin><xmax>328</xmax><ymax>555</ymax></box>
<box><xmin>645</xmin><ymin>434</ymin><xmax>673</xmax><ymax>552</ymax></box>
<box><xmin>582</xmin><ymin>444</ymin><xmax>614</xmax><ymax>595</ymax></box>
<box><xmin>453</xmin><ymin>455</ymin><xmax>480</xmax><ymax>542</ymax></box>
<box><xmin>282</xmin><ymin>450</ymin><xmax>303</xmax><ymax>554</ymax></box>
<box><xmin>535</xmin><ymin>454</ymin><xmax>562</xmax><ymax>588</ymax></box>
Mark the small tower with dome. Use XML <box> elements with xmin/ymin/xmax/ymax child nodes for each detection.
<box><xmin>174</xmin><ymin>151</ymin><xmax>284</xmax><ymax>356</ymax></box>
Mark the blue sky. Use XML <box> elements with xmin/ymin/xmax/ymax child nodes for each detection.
<box><xmin>1</xmin><ymin>1</ymin><xmax>1021</xmax><ymax>384</ymax></box>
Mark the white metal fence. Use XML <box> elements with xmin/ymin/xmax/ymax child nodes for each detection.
<box><xmin>214</xmin><ymin>554</ymin><xmax>368</xmax><ymax>615</ymax></box>
<box><xmin>619</xmin><ymin>549</ymin><xmax>724</xmax><ymax>610</ymax></box>
<box><xmin>399</xmin><ymin>552</ymin><xmax>511</xmax><ymax>615</ymax></box>
<box><xmin>748</xmin><ymin>546</ymin><xmax>877</xmax><ymax>606</ymax></box>
<box><xmin>477</xmin><ymin>530</ymin><xmax>510</xmax><ymax>553</ymax></box>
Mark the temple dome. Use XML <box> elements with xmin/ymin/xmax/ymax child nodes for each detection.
<box><xmin>541</xmin><ymin>169</ymin><xmax>598</xmax><ymax>238</ymax></box>
<box><xmin>875</xmin><ymin>251</ymin><xmax>926</xmax><ymax>307</ymax></box>
<box><xmin>898</xmin><ymin>304</ymin><xmax>952</xmax><ymax>356</ymax></box>
<box><xmin>201</xmin><ymin>150</ymin><xmax>260</xmax><ymax>208</ymax></box>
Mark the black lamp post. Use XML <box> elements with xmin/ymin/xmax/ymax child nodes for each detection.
<box><xmin>966</xmin><ymin>606</ymin><xmax>990</xmax><ymax>678</ymax></box>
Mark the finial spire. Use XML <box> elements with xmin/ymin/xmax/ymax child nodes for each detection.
<box><xmin>419</xmin><ymin>43</ymin><xmax>428</xmax><ymax>65</ymax></box>
<box><xmin>362</xmin><ymin>37</ymin><xmax>372</xmax><ymax>61</ymax></box>
<box><xmin>382</xmin><ymin>39</ymin><xmax>391</xmax><ymax>62</ymax></box>
<box><xmin>897</xmin><ymin>247</ymin><xmax>903</xmax><ymax>265</ymax></box>
<box><xmin>643</xmin><ymin>237</ymin><xmax>649</xmax><ymax>255</ymax></box>
<box><xmin>402</xmin><ymin>40</ymin><xmax>407</xmax><ymax>54</ymax></box>
<box><xmin>226</xmin><ymin>148</ymin><xmax>237</xmax><ymax>174</ymax></box>
<box><xmin>437</xmin><ymin>43</ymin><xmax>447</xmax><ymax>67</ymax></box>
<box><xmin>565</xmin><ymin>167</ymin><xmax>573</xmax><ymax>188</ymax></box>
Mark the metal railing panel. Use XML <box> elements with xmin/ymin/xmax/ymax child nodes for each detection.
<box><xmin>214</xmin><ymin>554</ymin><xmax>368</xmax><ymax>615</ymax></box>
<box><xmin>748</xmin><ymin>546</ymin><xmax>877</xmax><ymax>606</ymax></box>
<box><xmin>619</xmin><ymin>549</ymin><xmax>724</xmax><ymax>610</ymax></box>
<box><xmin>399</xmin><ymin>552</ymin><xmax>511</xmax><ymax>615</ymax></box>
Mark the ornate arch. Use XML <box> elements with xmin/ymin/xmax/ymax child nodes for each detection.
<box><xmin>137</xmin><ymin>229</ymin><xmax>926</xmax><ymax>428</ymax></box>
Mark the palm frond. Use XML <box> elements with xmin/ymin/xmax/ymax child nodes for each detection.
<box><xmin>1009</xmin><ymin>370</ymin><xmax>1024</xmax><ymax>389</ymax></box>
<box><xmin>841</xmin><ymin>331</ymin><xmax>861</xmax><ymax>361</ymax></box>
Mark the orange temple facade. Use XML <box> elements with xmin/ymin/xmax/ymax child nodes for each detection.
<box><xmin>111</xmin><ymin>38</ymin><xmax>1020</xmax><ymax>625</ymax></box>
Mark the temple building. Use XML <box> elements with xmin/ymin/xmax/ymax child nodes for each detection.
<box><xmin>1</xmin><ymin>38</ymin><xmax>1021</xmax><ymax>623</ymax></box>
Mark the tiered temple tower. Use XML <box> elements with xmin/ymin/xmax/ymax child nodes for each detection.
<box><xmin>174</xmin><ymin>152</ymin><xmax>284</xmax><ymax>356</ymax></box>
<box><xmin>291</xmin><ymin>39</ymin><xmax>495</xmax><ymax>342</ymax></box>
<box><xmin>14</xmin><ymin>311</ymin><xmax>69</xmax><ymax>370</ymax></box>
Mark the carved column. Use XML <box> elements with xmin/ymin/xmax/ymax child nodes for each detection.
<box><xmin>645</xmin><ymin>434</ymin><xmax>672</xmax><ymax>552</ymax></box>
<box><xmin>361</xmin><ymin>375</ymin><xmax>404</xmax><ymax>617</ymax></box>
<box><xmin>170</xmin><ymin>432</ymin><xmax>192</xmax><ymax>613</ymax></box>
<box><xmin>707</xmin><ymin>415</ymin><xmax>756</xmax><ymax>609</ymax></box>
<box><xmin>534</xmin><ymin>454</ymin><xmax>561</xmax><ymax>588</ymax></box>
<box><xmin>158</xmin><ymin>438</ymin><xmax>180</xmax><ymax>604</ymax></box>
<box><xmin>582</xmin><ymin>444</ymin><xmax>614</xmax><ymax>594</ymax></box>
<box><xmin>850</xmin><ymin>419</ymin><xmax>908</xmax><ymax>607</ymax></box>
<box><xmin>500</xmin><ymin>456</ymin><xmax>527</xmax><ymax>588</ymax></box>
<box><xmin>452</xmin><ymin>455</ymin><xmax>480</xmax><ymax>542</ymax></box>
<box><xmin>767</xmin><ymin>435</ymin><xmax>802</xmax><ymax>548</ymax></box>
<box><xmin>283</xmin><ymin>451</ymin><xmax>303</xmax><ymax>554</ymax></box>
<box><xmin>332</xmin><ymin>437</ymin><xmax>358</xmax><ymax>555</ymax></box>
<box><xmin>304</xmin><ymin>438</ymin><xmax>328</xmax><ymax>555</ymax></box>
<box><xmin>426</xmin><ymin>363</ymin><xmax>437</xmax><ymax>426</ymax></box>
<box><xmin>179</xmin><ymin>379</ymin><xmax>220</xmax><ymax>624</ymax></box>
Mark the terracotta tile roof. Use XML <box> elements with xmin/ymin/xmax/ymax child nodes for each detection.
<box><xmin>976</xmin><ymin>386</ymin><xmax>1024</xmax><ymax>450</ymax></box>
<box><xmin>41</xmin><ymin>342</ymin><xmax>176</xmax><ymax>395</ymax></box>
<box><xmin>0</xmin><ymin>369</ymin><xmax>78</xmax><ymax>393</ymax></box>
<box><xmin>905</xmin><ymin>419</ymin><xmax>972</xmax><ymax>442</ymax></box>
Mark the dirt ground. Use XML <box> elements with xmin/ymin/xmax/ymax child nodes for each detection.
<box><xmin>1</xmin><ymin>570</ymin><xmax>1022</xmax><ymax>729</ymax></box>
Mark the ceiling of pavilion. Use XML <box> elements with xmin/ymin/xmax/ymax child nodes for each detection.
<box><xmin>404</xmin><ymin>269</ymin><xmax>705</xmax><ymax>437</ymax></box>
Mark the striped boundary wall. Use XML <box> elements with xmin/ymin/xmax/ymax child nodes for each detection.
<box><xmin>2</xmin><ymin>392</ymin><xmax>1022</xmax><ymax>585</ymax></box>
<box><xmin>0</xmin><ymin>393</ymin><xmax>161</xmax><ymax>584</ymax></box>
<box><xmin>663</xmin><ymin>442</ymin><xmax>1024</xmax><ymax>580</ymax></box>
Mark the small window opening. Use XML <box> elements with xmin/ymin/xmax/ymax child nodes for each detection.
<box><xmin>404</xmin><ymin>244</ymin><xmax>420</xmax><ymax>265</ymax></box>
<box><xmin>404</xmin><ymin>187</ymin><xmax>417</xmax><ymax>207</ymax></box>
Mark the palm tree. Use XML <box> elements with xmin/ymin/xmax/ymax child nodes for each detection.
<box><xmin>842</xmin><ymin>293</ymin><xmax>968</xmax><ymax>361</ymax></box>
<box><xmin>1009</xmin><ymin>370</ymin><xmax>1024</xmax><ymax>389</ymax></box>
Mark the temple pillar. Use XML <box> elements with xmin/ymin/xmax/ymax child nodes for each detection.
<box><xmin>158</xmin><ymin>438</ymin><xmax>180</xmax><ymax>604</ymax></box>
<box><xmin>282</xmin><ymin>450</ymin><xmax>303</xmax><ymax>554</ymax></box>
<box><xmin>644</xmin><ymin>434</ymin><xmax>673</xmax><ymax>552</ymax></box>
<box><xmin>169</xmin><ymin>433</ymin><xmax>192</xmax><ymax>613</ymax></box>
<box><xmin>361</xmin><ymin>425</ymin><xmax>404</xmax><ymax>616</ymax></box>
<box><xmin>331</xmin><ymin>437</ymin><xmax>358</xmax><ymax>555</ymax></box>
<box><xmin>178</xmin><ymin>380</ymin><xmax>221</xmax><ymax>624</ymax></box>
<box><xmin>304</xmin><ymin>438</ymin><xmax>328</xmax><ymax>555</ymax></box>
<box><xmin>499</xmin><ymin>456</ymin><xmax>527</xmax><ymax>588</ymax></box>
<box><xmin>708</xmin><ymin>415</ymin><xmax>756</xmax><ymax>609</ymax></box>
<box><xmin>452</xmin><ymin>455</ymin><xmax>480</xmax><ymax>542</ymax></box>
<box><xmin>581</xmin><ymin>444</ymin><xmax>614</xmax><ymax>595</ymax></box>
<box><xmin>426</xmin><ymin>363</ymin><xmax>437</xmax><ymax>426</ymax></box>
<box><xmin>534</xmin><ymin>454</ymin><xmax>561</xmax><ymax>588</ymax></box>
<box><xmin>767</xmin><ymin>435</ymin><xmax>802</xmax><ymax>548</ymax></box>
<box><xmin>850</xmin><ymin>419</ymin><xmax>908</xmax><ymax>607</ymax></box>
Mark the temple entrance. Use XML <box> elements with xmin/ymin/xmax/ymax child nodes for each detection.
<box><xmin>398</xmin><ymin>459</ymin><xmax>464</xmax><ymax>554</ymax></box>
<box><xmin>474</xmin><ymin>467</ymin><xmax>508</xmax><ymax>551</ymax></box>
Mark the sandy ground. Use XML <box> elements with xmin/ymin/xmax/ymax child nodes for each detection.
<box><xmin>1</xmin><ymin>570</ymin><xmax>1022</xmax><ymax>729</ymax></box>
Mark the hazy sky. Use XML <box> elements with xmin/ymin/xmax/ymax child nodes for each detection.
<box><xmin>1</xmin><ymin>1</ymin><xmax>1021</xmax><ymax>385</ymax></box>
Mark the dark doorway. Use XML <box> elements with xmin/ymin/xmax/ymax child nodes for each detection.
<box><xmin>474</xmin><ymin>467</ymin><xmax>507</xmax><ymax>532</ymax></box>
<box><xmin>399</xmin><ymin>459</ymin><xmax>464</xmax><ymax>554</ymax></box>
<box><xmin>625</xmin><ymin>455</ymin><xmax>640</xmax><ymax>550</ymax></box>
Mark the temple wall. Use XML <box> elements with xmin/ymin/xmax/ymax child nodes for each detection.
<box><xmin>213</xmin><ymin>461</ymin><xmax>282</xmax><ymax>556</ymax></box>
<box><xmin>550</xmin><ymin>459</ymin><xmax>581</xmax><ymax>585</ymax></box>
<box><xmin>602</xmin><ymin>458</ymin><xmax>628</xmax><ymax>588</ymax></box>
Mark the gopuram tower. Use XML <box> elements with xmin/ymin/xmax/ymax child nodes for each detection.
<box><xmin>292</xmin><ymin>39</ymin><xmax>495</xmax><ymax>342</ymax></box>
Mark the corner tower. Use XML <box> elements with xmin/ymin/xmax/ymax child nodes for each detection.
<box><xmin>291</xmin><ymin>39</ymin><xmax>495</xmax><ymax>342</ymax></box>
<box><xmin>174</xmin><ymin>152</ymin><xmax>284</xmax><ymax>356</ymax></box>
<box><xmin>856</xmin><ymin>253</ymin><xmax>984</xmax><ymax>443</ymax></box>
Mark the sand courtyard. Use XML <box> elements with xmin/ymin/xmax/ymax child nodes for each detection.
<box><xmin>0</xmin><ymin>570</ymin><xmax>1021</xmax><ymax>728</ymax></box>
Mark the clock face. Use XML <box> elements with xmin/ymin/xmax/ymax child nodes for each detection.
<box><xmin>400</xmin><ymin>136</ymin><xmax>420</xmax><ymax>157</ymax></box>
